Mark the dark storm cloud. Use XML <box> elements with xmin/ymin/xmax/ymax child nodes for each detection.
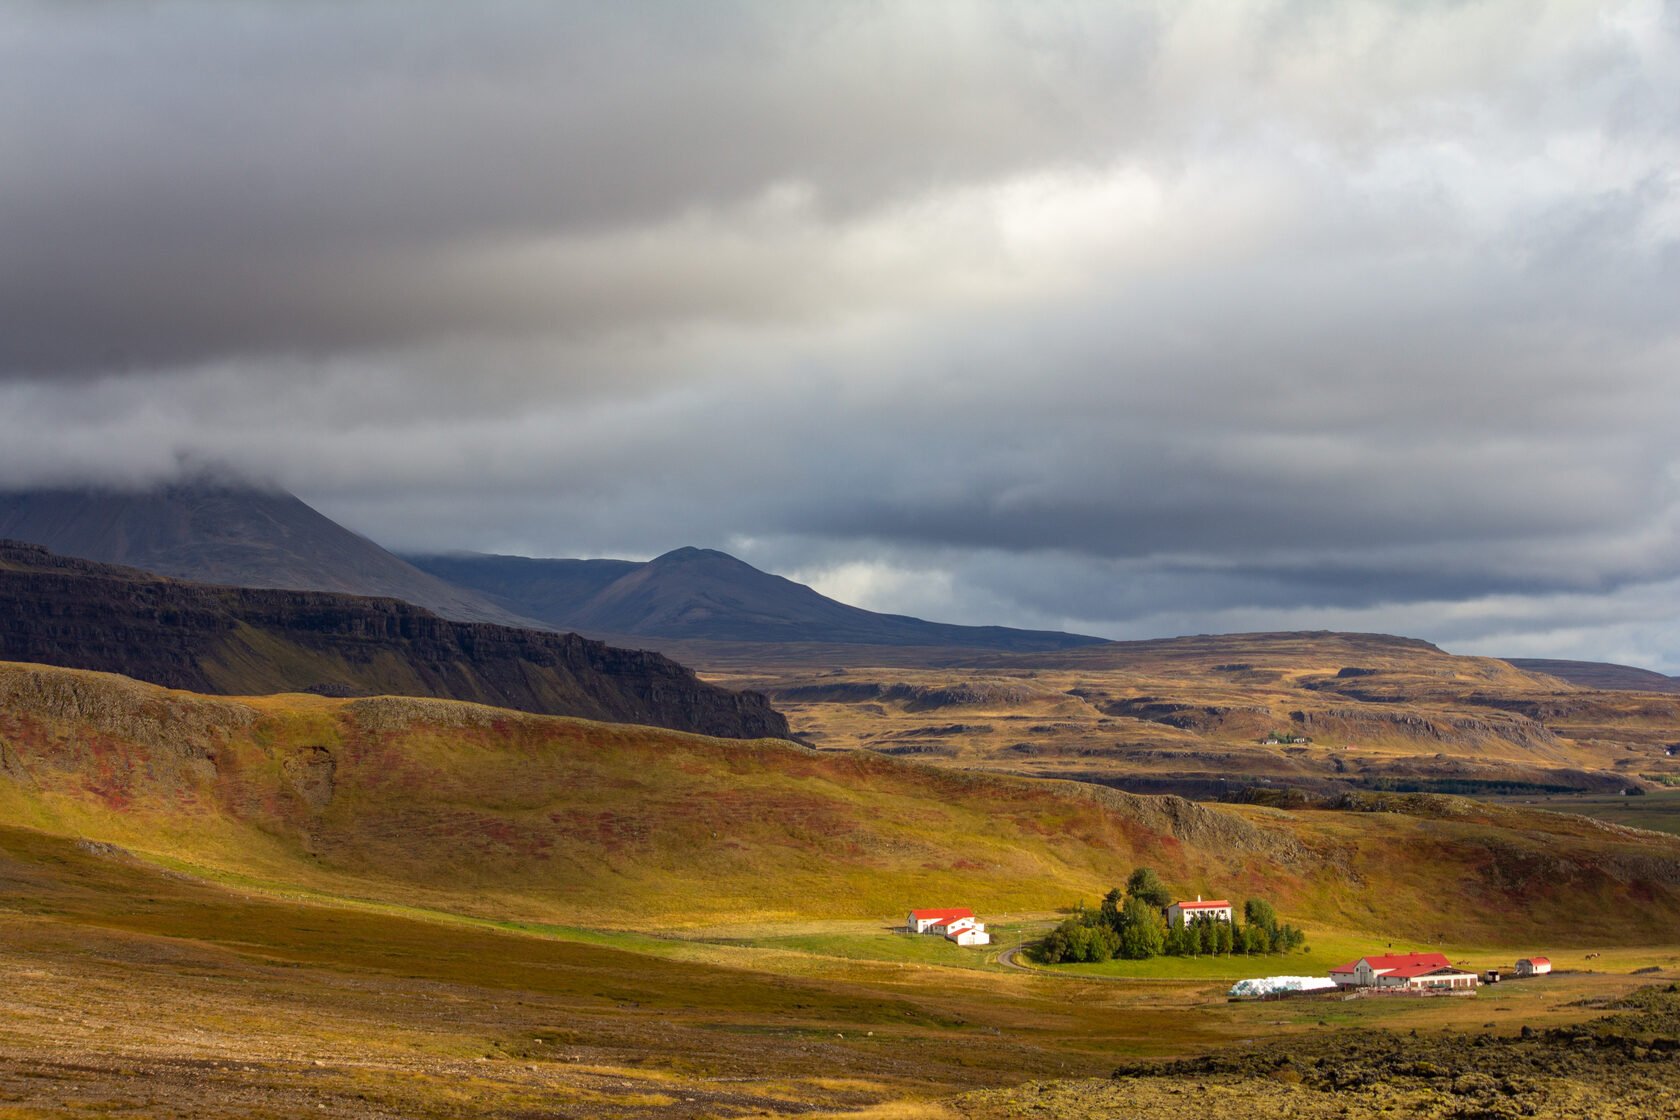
<box><xmin>0</xmin><ymin>1</ymin><xmax>1159</xmax><ymax>374</ymax></box>
<box><xmin>2</xmin><ymin>1</ymin><xmax>1677</xmax><ymax>667</ymax></box>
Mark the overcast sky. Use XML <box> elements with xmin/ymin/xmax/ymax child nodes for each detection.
<box><xmin>2</xmin><ymin>1</ymin><xmax>1678</xmax><ymax>668</ymax></box>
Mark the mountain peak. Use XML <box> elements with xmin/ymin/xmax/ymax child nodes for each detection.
<box><xmin>650</xmin><ymin>546</ymin><xmax>744</xmax><ymax>566</ymax></box>
<box><xmin>410</xmin><ymin>548</ymin><xmax>1107</xmax><ymax>651</ymax></box>
<box><xmin>0</xmin><ymin>482</ymin><xmax>541</xmax><ymax>629</ymax></box>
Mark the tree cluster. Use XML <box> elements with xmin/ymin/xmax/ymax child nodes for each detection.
<box><xmin>1032</xmin><ymin>869</ymin><xmax>1307</xmax><ymax>964</ymax></box>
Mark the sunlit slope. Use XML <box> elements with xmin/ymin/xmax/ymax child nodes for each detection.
<box><xmin>749</xmin><ymin>631</ymin><xmax>1680</xmax><ymax>796</ymax></box>
<box><xmin>3</xmin><ymin>660</ymin><xmax>1679</xmax><ymax>943</ymax></box>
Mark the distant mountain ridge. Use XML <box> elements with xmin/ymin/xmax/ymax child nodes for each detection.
<box><xmin>0</xmin><ymin>484</ymin><xmax>540</xmax><ymax>629</ymax></box>
<box><xmin>1502</xmin><ymin>658</ymin><xmax>1680</xmax><ymax>694</ymax></box>
<box><xmin>0</xmin><ymin>483</ymin><xmax>1101</xmax><ymax>652</ymax></box>
<box><xmin>0</xmin><ymin>540</ymin><xmax>788</xmax><ymax>740</ymax></box>
<box><xmin>407</xmin><ymin>547</ymin><xmax>1107</xmax><ymax>651</ymax></box>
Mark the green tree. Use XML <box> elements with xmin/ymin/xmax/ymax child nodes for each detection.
<box><xmin>1161</xmin><ymin>914</ymin><xmax>1184</xmax><ymax>956</ymax></box>
<box><xmin>1126</xmin><ymin>867</ymin><xmax>1174</xmax><ymax>910</ymax></box>
<box><xmin>1268</xmin><ymin>923</ymin><xmax>1307</xmax><ymax>954</ymax></box>
<box><xmin>1035</xmin><ymin>920</ymin><xmax>1073</xmax><ymax>964</ymax></box>
<box><xmin>1244</xmin><ymin>898</ymin><xmax>1278</xmax><ymax>936</ymax></box>
<box><xmin>1215</xmin><ymin>920</ymin><xmax>1234</xmax><ymax>956</ymax></box>
<box><xmin>1038</xmin><ymin>911</ymin><xmax>1125</xmax><ymax>964</ymax></box>
<box><xmin>1100</xmin><ymin>887</ymin><xmax>1125</xmax><ymax>932</ymax></box>
<box><xmin>1116</xmin><ymin>895</ymin><xmax>1164</xmax><ymax>959</ymax></box>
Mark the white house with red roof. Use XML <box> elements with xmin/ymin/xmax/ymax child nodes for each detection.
<box><xmin>906</xmin><ymin>907</ymin><xmax>991</xmax><ymax>946</ymax></box>
<box><xmin>908</xmin><ymin>907</ymin><xmax>973</xmax><ymax>933</ymax></box>
<box><xmin>1165</xmin><ymin>896</ymin><xmax>1233</xmax><ymax>925</ymax></box>
<box><xmin>1329</xmin><ymin>951</ymin><xmax>1479</xmax><ymax>991</ymax></box>
<box><xmin>1514</xmin><ymin>956</ymin><xmax>1551</xmax><ymax>976</ymax></box>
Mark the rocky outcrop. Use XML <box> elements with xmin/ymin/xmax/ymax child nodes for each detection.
<box><xmin>1291</xmin><ymin>705</ymin><xmax>1569</xmax><ymax>760</ymax></box>
<box><xmin>774</xmin><ymin>679</ymin><xmax>1056</xmax><ymax>711</ymax></box>
<box><xmin>0</xmin><ymin>541</ymin><xmax>789</xmax><ymax>741</ymax></box>
<box><xmin>1062</xmin><ymin>783</ymin><xmax>1315</xmax><ymax>870</ymax></box>
<box><xmin>1099</xmin><ymin>696</ymin><xmax>1272</xmax><ymax>733</ymax></box>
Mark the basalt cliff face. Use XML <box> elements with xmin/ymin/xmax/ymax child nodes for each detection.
<box><xmin>0</xmin><ymin>540</ymin><xmax>788</xmax><ymax>741</ymax></box>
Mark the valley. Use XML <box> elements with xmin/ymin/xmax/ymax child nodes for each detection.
<box><xmin>3</xmin><ymin>819</ymin><xmax>1677</xmax><ymax>1119</ymax></box>
<box><xmin>3</xmin><ymin>656</ymin><xmax>1680</xmax><ymax>1116</ymax></box>
<box><xmin>6</xmin><ymin>500</ymin><xmax>1680</xmax><ymax>1117</ymax></box>
<box><xmin>5</xmin><ymin>5</ymin><xmax>1669</xmax><ymax>1116</ymax></box>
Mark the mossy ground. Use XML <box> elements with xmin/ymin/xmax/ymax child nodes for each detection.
<box><xmin>3</xmin><ymin>823</ymin><xmax>1677</xmax><ymax>1118</ymax></box>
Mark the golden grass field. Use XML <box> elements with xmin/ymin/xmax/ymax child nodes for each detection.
<box><xmin>5</xmin><ymin>649</ymin><xmax>1680</xmax><ymax>1117</ymax></box>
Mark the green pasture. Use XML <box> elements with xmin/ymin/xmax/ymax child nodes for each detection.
<box><xmin>1489</xmin><ymin>789</ymin><xmax>1680</xmax><ymax>837</ymax></box>
<box><xmin>690</xmin><ymin>918</ymin><xmax>1057</xmax><ymax>971</ymax></box>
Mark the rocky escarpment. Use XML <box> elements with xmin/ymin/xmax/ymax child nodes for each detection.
<box><xmin>1291</xmin><ymin>704</ymin><xmax>1569</xmax><ymax>760</ymax></box>
<box><xmin>1097</xmin><ymin>696</ymin><xmax>1274</xmax><ymax>736</ymax></box>
<box><xmin>0</xmin><ymin>541</ymin><xmax>788</xmax><ymax>741</ymax></box>
<box><xmin>1062</xmin><ymin>784</ymin><xmax>1316</xmax><ymax>871</ymax></box>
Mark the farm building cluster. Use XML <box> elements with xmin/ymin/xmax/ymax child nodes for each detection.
<box><xmin>907</xmin><ymin>907</ymin><xmax>991</xmax><ymax>946</ymax></box>
<box><xmin>1329</xmin><ymin>952</ymin><xmax>1480</xmax><ymax>992</ymax></box>
<box><xmin>1321</xmin><ymin>952</ymin><xmax>1554</xmax><ymax>994</ymax></box>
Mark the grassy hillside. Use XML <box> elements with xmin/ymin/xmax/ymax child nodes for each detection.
<box><xmin>4</xmin><ymin>660</ymin><xmax>1680</xmax><ymax>945</ymax></box>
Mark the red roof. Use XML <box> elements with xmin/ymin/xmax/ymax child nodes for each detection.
<box><xmin>1173</xmin><ymin>899</ymin><xmax>1232</xmax><ymax>909</ymax></box>
<box><xmin>1329</xmin><ymin>951</ymin><xmax>1454</xmax><ymax>976</ymax></box>
<box><xmin>1521</xmin><ymin>957</ymin><xmax>1550</xmax><ymax>965</ymax></box>
<box><xmin>911</xmin><ymin>907</ymin><xmax>974</xmax><ymax>922</ymax></box>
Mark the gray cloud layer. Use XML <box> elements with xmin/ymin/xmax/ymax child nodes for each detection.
<box><xmin>3</xmin><ymin>1</ymin><xmax>1678</xmax><ymax>667</ymax></box>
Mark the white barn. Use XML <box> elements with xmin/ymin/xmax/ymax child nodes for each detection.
<box><xmin>1514</xmin><ymin>957</ymin><xmax>1551</xmax><ymax>976</ymax></box>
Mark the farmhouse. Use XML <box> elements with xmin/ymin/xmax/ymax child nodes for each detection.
<box><xmin>1329</xmin><ymin>951</ymin><xmax>1479</xmax><ymax>992</ymax></box>
<box><xmin>1165</xmin><ymin>896</ymin><xmax>1233</xmax><ymax>925</ymax></box>
<box><xmin>908</xmin><ymin>907</ymin><xmax>973</xmax><ymax>934</ymax></box>
<box><xmin>906</xmin><ymin>907</ymin><xmax>991</xmax><ymax>946</ymax></box>
<box><xmin>1514</xmin><ymin>956</ymin><xmax>1551</xmax><ymax>976</ymax></box>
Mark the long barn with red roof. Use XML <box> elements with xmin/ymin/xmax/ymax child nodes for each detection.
<box><xmin>1329</xmin><ymin>951</ymin><xmax>1479</xmax><ymax>991</ymax></box>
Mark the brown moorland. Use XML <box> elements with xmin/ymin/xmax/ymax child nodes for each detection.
<box><xmin>5</xmin><ymin>656</ymin><xmax>1680</xmax><ymax>1117</ymax></box>
<box><xmin>676</xmin><ymin>631</ymin><xmax>1680</xmax><ymax>804</ymax></box>
<box><xmin>4</xmin><ymin>659</ymin><xmax>1680</xmax><ymax>941</ymax></box>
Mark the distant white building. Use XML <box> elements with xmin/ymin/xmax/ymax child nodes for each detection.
<box><xmin>907</xmin><ymin>907</ymin><xmax>990</xmax><ymax>946</ymax></box>
<box><xmin>908</xmin><ymin>907</ymin><xmax>973</xmax><ymax>934</ymax></box>
<box><xmin>1514</xmin><ymin>957</ymin><xmax>1551</xmax><ymax>976</ymax></box>
<box><xmin>1165</xmin><ymin>896</ymin><xmax>1233</xmax><ymax>925</ymax></box>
